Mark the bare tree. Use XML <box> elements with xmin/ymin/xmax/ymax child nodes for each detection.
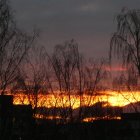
<box><xmin>77</xmin><ymin>59</ymin><xmax>108</xmax><ymax>121</ymax></box>
<box><xmin>110</xmin><ymin>9</ymin><xmax>140</xmax><ymax>76</ymax></box>
<box><xmin>51</xmin><ymin>40</ymin><xmax>78</xmax><ymax>121</ymax></box>
<box><xmin>112</xmin><ymin>67</ymin><xmax>140</xmax><ymax>113</ymax></box>
<box><xmin>0</xmin><ymin>0</ymin><xmax>15</xmax><ymax>52</ymax></box>
<box><xmin>85</xmin><ymin>59</ymin><xmax>108</xmax><ymax>104</ymax></box>
<box><xmin>0</xmin><ymin>31</ymin><xmax>37</xmax><ymax>95</ymax></box>
<box><xmin>0</xmin><ymin>0</ymin><xmax>37</xmax><ymax>95</ymax></box>
<box><xmin>0</xmin><ymin>1</ymin><xmax>37</xmax><ymax>140</ymax></box>
<box><xmin>15</xmin><ymin>45</ymin><xmax>47</xmax><ymax>116</ymax></box>
<box><xmin>44</xmin><ymin>40</ymin><xmax>109</xmax><ymax>122</ymax></box>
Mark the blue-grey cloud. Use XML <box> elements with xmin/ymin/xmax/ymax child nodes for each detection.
<box><xmin>11</xmin><ymin>0</ymin><xmax>140</xmax><ymax>58</ymax></box>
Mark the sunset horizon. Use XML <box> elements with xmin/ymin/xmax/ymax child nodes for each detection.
<box><xmin>1</xmin><ymin>0</ymin><xmax>140</xmax><ymax>140</ymax></box>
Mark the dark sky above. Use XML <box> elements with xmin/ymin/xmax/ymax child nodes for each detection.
<box><xmin>11</xmin><ymin>0</ymin><xmax>140</xmax><ymax>58</ymax></box>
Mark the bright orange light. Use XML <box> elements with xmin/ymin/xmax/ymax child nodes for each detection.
<box><xmin>12</xmin><ymin>90</ymin><xmax>140</xmax><ymax>109</ymax></box>
<box><xmin>83</xmin><ymin>116</ymin><xmax>121</xmax><ymax>122</ymax></box>
<box><xmin>107</xmin><ymin>91</ymin><xmax>140</xmax><ymax>106</ymax></box>
<box><xmin>35</xmin><ymin>114</ymin><xmax>62</xmax><ymax>120</ymax></box>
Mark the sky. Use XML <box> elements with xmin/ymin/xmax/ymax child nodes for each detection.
<box><xmin>11</xmin><ymin>0</ymin><xmax>140</xmax><ymax>59</ymax></box>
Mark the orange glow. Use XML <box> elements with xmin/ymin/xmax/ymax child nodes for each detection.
<box><xmin>35</xmin><ymin>114</ymin><xmax>62</xmax><ymax>120</ymax></box>
<box><xmin>104</xmin><ymin>66</ymin><xmax>127</xmax><ymax>72</ymax></box>
<box><xmin>12</xmin><ymin>90</ymin><xmax>140</xmax><ymax>109</ymax></box>
<box><xmin>83</xmin><ymin>116</ymin><xmax>121</xmax><ymax>122</ymax></box>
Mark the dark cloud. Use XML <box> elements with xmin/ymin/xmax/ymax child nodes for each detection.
<box><xmin>11</xmin><ymin>0</ymin><xmax>140</xmax><ymax>58</ymax></box>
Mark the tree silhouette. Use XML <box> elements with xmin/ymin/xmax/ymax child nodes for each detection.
<box><xmin>0</xmin><ymin>0</ymin><xmax>37</xmax><ymax>95</ymax></box>
<box><xmin>110</xmin><ymin>9</ymin><xmax>140</xmax><ymax>76</ymax></box>
<box><xmin>48</xmin><ymin>39</ymin><xmax>80</xmax><ymax>122</ymax></box>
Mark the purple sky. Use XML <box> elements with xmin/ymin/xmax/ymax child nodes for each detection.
<box><xmin>11</xmin><ymin>0</ymin><xmax>140</xmax><ymax>58</ymax></box>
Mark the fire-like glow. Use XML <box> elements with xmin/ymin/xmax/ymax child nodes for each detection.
<box><xmin>13</xmin><ymin>90</ymin><xmax>140</xmax><ymax>109</ymax></box>
<box><xmin>83</xmin><ymin>116</ymin><xmax>121</xmax><ymax>122</ymax></box>
<box><xmin>35</xmin><ymin>114</ymin><xmax>62</xmax><ymax>120</ymax></box>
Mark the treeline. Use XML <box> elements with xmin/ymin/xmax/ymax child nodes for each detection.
<box><xmin>1</xmin><ymin>0</ymin><xmax>140</xmax><ymax>122</ymax></box>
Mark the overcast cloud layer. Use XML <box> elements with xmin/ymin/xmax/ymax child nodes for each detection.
<box><xmin>11</xmin><ymin>0</ymin><xmax>140</xmax><ymax>58</ymax></box>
